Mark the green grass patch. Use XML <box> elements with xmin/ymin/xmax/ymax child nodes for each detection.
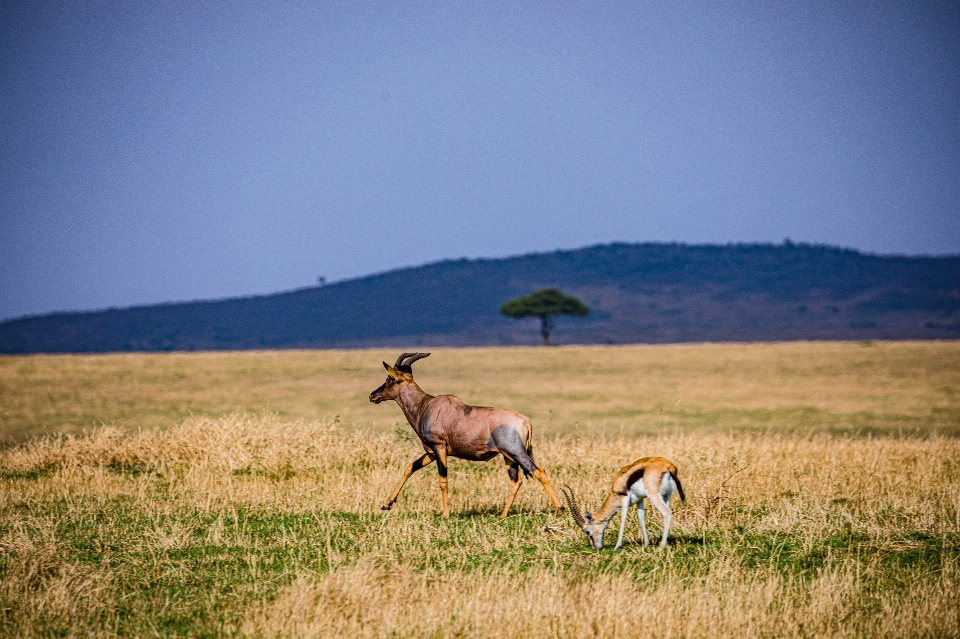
<box><xmin>4</xmin><ymin>494</ymin><xmax>956</xmax><ymax>637</ymax></box>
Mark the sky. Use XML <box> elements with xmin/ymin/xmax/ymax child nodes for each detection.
<box><xmin>1</xmin><ymin>1</ymin><xmax>958</xmax><ymax>321</ymax></box>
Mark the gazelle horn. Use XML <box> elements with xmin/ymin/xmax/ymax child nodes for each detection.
<box><xmin>562</xmin><ymin>485</ymin><xmax>586</xmax><ymax>528</ymax></box>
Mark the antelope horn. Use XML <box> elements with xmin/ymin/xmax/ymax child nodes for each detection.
<box><xmin>562</xmin><ymin>485</ymin><xmax>586</xmax><ymax>528</ymax></box>
<box><xmin>395</xmin><ymin>352</ymin><xmax>431</xmax><ymax>373</ymax></box>
<box><xmin>394</xmin><ymin>352</ymin><xmax>420</xmax><ymax>369</ymax></box>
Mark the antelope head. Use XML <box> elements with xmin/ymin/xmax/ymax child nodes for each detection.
<box><xmin>369</xmin><ymin>352</ymin><xmax>431</xmax><ymax>404</ymax></box>
<box><xmin>562</xmin><ymin>485</ymin><xmax>612</xmax><ymax>549</ymax></box>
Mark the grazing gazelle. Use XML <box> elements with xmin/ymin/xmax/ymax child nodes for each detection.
<box><xmin>369</xmin><ymin>352</ymin><xmax>565</xmax><ymax>518</ymax></box>
<box><xmin>562</xmin><ymin>456</ymin><xmax>685</xmax><ymax>550</ymax></box>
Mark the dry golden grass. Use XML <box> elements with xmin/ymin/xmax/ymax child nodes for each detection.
<box><xmin>2</xmin><ymin>341</ymin><xmax>959</xmax><ymax>444</ymax></box>
<box><xmin>1</xmin><ymin>414</ymin><xmax>958</xmax><ymax>637</ymax></box>
<box><xmin>1</xmin><ymin>342</ymin><xmax>958</xmax><ymax>637</ymax></box>
<box><xmin>249</xmin><ymin>557</ymin><xmax>958</xmax><ymax>639</ymax></box>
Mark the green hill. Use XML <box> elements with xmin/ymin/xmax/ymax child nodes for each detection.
<box><xmin>2</xmin><ymin>242</ymin><xmax>958</xmax><ymax>353</ymax></box>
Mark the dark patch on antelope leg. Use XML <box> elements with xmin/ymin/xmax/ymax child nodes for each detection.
<box><xmin>507</xmin><ymin>464</ymin><xmax>519</xmax><ymax>483</ymax></box>
<box><xmin>432</xmin><ymin>445</ymin><xmax>448</xmax><ymax>478</ymax></box>
<box><xmin>434</xmin><ymin>446</ymin><xmax>450</xmax><ymax>517</ymax></box>
<box><xmin>489</xmin><ymin>425</ymin><xmax>538</xmax><ymax>474</ymax></box>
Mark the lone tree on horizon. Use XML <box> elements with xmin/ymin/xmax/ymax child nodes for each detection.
<box><xmin>500</xmin><ymin>288</ymin><xmax>590</xmax><ymax>346</ymax></box>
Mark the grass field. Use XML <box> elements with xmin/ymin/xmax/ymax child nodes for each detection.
<box><xmin>1</xmin><ymin>342</ymin><xmax>958</xmax><ymax>637</ymax></box>
<box><xmin>2</xmin><ymin>341</ymin><xmax>959</xmax><ymax>444</ymax></box>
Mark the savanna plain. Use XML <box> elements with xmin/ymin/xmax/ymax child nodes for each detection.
<box><xmin>1</xmin><ymin>341</ymin><xmax>958</xmax><ymax>638</ymax></box>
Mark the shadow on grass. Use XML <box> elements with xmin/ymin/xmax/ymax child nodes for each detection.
<box><xmin>587</xmin><ymin>533</ymin><xmax>706</xmax><ymax>550</ymax></box>
<box><xmin>451</xmin><ymin>506</ymin><xmax>562</xmax><ymax>519</ymax></box>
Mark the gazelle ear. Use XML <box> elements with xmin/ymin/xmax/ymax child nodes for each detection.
<box><xmin>383</xmin><ymin>362</ymin><xmax>403</xmax><ymax>381</ymax></box>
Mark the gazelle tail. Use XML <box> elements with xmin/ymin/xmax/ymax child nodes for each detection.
<box><xmin>670</xmin><ymin>471</ymin><xmax>686</xmax><ymax>501</ymax></box>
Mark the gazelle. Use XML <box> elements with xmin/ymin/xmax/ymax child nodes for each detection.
<box><xmin>369</xmin><ymin>352</ymin><xmax>565</xmax><ymax>518</ymax></box>
<box><xmin>562</xmin><ymin>456</ymin><xmax>685</xmax><ymax>550</ymax></box>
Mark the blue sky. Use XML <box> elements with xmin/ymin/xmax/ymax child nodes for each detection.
<box><xmin>1</xmin><ymin>1</ymin><xmax>958</xmax><ymax>321</ymax></box>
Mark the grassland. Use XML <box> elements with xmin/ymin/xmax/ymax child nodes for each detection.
<box><xmin>1</xmin><ymin>342</ymin><xmax>958</xmax><ymax>637</ymax></box>
<box><xmin>2</xmin><ymin>341</ymin><xmax>959</xmax><ymax>444</ymax></box>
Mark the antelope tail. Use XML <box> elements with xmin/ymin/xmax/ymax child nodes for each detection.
<box><xmin>670</xmin><ymin>471</ymin><xmax>686</xmax><ymax>501</ymax></box>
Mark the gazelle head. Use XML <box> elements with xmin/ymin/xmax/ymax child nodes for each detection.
<box><xmin>369</xmin><ymin>352</ymin><xmax>431</xmax><ymax>404</ymax></box>
<box><xmin>562</xmin><ymin>485</ymin><xmax>612</xmax><ymax>549</ymax></box>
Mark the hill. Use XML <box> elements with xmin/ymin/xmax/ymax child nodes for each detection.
<box><xmin>1</xmin><ymin>242</ymin><xmax>958</xmax><ymax>353</ymax></box>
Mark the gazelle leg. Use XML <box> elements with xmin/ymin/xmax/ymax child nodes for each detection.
<box><xmin>637</xmin><ymin>500</ymin><xmax>650</xmax><ymax>547</ymax></box>
<box><xmin>648</xmin><ymin>492</ymin><xmax>672</xmax><ymax>550</ymax></box>
<box><xmin>614</xmin><ymin>496</ymin><xmax>631</xmax><ymax>550</ymax></box>
<box><xmin>530</xmin><ymin>468</ymin><xmax>565</xmax><ymax>515</ymax></box>
<box><xmin>500</xmin><ymin>461</ymin><xmax>523</xmax><ymax>518</ymax></box>
<box><xmin>382</xmin><ymin>453</ymin><xmax>435</xmax><ymax>510</ymax></box>
<box><xmin>435</xmin><ymin>447</ymin><xmax>450</xmax><ymax>517</ymax></box>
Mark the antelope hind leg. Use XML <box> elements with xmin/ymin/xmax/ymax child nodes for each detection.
<box><xmin>647</xmin><ymin>492</ymin><xmax>672</xmax><ymax>550</ymax></box>
<box><xmin>489</xmin><ymin>426</ymin><xmax>564</xmax><ymax>515</ymax></box>
<box><xmin>382</xmin><ymin>453</ymin><xmax>435</xmax><ymax>510</ymax></box>
<box><xmin>531</xmin><ymin>468</ymin><xmax>565</xmax><ymax>515</ymax></box>
<box><xmin>499</xmin><ymin>460</ymin><xmax>523</xmax><ymax>518</ymax></box>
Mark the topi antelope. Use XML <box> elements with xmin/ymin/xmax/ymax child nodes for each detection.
<box><xmin>562</xmin><ymin>456</ymin><xmax>685</xmax><ymax>550</ymax></box>
<box><xmin>369</xmin><ymin>352</ymin><xmax>565</xmax><ymax>518</ymax></box>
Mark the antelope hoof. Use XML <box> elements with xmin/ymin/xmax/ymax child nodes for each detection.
<box><xmin>381</xmin><ymin>500</ymin><xmax>395</xmax><ymax>511</ymax></box>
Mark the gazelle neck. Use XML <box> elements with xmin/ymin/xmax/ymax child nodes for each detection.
<box><xmin>396</xmin><ymin>382</ymin><xmax>434</xmax><ymax>432</ymax></box>
<box><xmin>590</xmin><ymin>492</ymin><xmax>623</xmax><ymax>524</ymax></box>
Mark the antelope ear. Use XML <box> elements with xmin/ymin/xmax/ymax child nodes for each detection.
<box><xmin>383</xmin><ymin>362</ymin><xmax>403</xmax><ymax>381</ymax></box>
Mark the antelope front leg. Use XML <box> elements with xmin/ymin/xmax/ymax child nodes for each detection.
<box><xmin>637</xmin><ymin>501</ymin><xmax>650</xmax><ymax>547</ymax></box>
<box><xmin>614</xmin><ymin>496</ymin><xmax>631</xmax><ymax>550</ymax></box>
<box><xmin>381</xmin><ymin>453</ymin><xmax>435</xmax><ymax>511</ymax></box>
<box><xmin>435</xmin><ymin>447</ymin><xmax>450</xmax><ymax>517</ymax></box>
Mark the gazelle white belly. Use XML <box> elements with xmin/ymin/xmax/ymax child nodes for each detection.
<box><xmin>625</xmin><ymin>473</ymin><xmax>676</xmax><ymax>505</ymax></box>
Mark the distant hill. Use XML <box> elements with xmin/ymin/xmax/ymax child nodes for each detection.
<box><xmin>2</xmin><ymin>243</ymin><xmax>959</xmax><ymax>353</ymax></box>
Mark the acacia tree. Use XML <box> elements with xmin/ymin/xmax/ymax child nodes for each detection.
<box><xmin>500</xmin><ymin>288</ymin><xmax>590</xmax><ymax>346</ymax></box>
